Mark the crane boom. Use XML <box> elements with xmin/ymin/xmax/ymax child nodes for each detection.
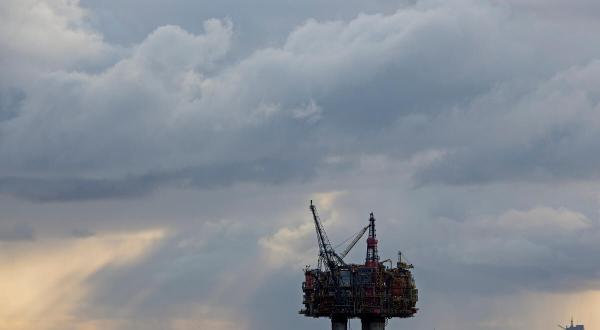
<box><xmin>309</xmin><ymin>200</ymin><xmax>345</xmax><ymax>271</ymax></box>
<box><xmin>339</xmin><ymin>225</ymin><xmax>369</xmax><ymax>259</ymax></box>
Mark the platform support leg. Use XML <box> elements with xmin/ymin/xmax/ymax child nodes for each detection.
<box><xmin>331</xmin><ymin>316</ymin><xmax>348</xmax><ymax>330</ymax></box>
<box><xmin>362</xmin><ymin>319</ymin><xmax>369</xmax><ymax>330</ymax></box>
<box><xmin>361</xmin><ymin>317</ymin><xmax>385</xmax><ymax>330</ymax></box>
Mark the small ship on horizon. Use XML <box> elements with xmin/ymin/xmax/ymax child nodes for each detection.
<box><xmin>558</xmin><ymin>317</ymin><xmax>584</xmax><ymax>330</ymax></box>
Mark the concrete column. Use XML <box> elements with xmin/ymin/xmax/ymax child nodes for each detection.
<box><xmin>361</xmin><ymin>317</ymin><xmax>385</xmax><ymax>330</ymax></box>
<box><xmin>331</xmin><ymin>316</ymin><xmax>347</xmax><ymax>330</ymax></box>
<box><xmin>361</xmin><ymin>319</ymin><xmax>369</xmax><ymax>330</ymax></box>
<box><xmin>369</xmin><ymin>319</ymin><xmax>385</xmax><ymax>330</ymax></box>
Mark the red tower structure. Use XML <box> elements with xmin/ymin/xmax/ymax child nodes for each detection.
<box><xmin>365</xmin><ymin>213</ymin><xmax>379</xmax><ymax>267</ymax></box>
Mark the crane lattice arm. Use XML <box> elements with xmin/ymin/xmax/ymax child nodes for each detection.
<box><xmin>339</xmin><ymin>225</ymin><xmax>369</xmax><ymax>259</ymax></box>
<box><xmin>309</xmin><ymin>200</ymin><xmax>345</xmax><ymax>271</ymax></box>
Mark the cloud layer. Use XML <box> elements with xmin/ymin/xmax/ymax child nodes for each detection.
<box><xmin>2</xmin><ymin>0</ymin><xmax>600</xmax><ymax>329</ymax></box>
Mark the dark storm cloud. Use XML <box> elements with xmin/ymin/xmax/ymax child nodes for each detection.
<box><xmin>0</xmin><ymin>157</ymin><xmax>316</xmax><ymax>201</ymax></box>
<box><xmin>413</xmin><ymin>60</ymin><xmax>600</xmax><ymax>185</ymax></box>
<box><xmin>5</xmin><ymin>0</ymin><xmax>600</xmax><ymax>201</ymax></box>
<box><xmin>0</xmin><ymin>176</ymin><xmax>156</xmax><ymax>202</ymax></box>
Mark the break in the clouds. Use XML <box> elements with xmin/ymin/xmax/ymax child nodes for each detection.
<box><xmin>1</xmin><ymin>0</ymin><xmax>600</xmax><ymax>330</ymax></box>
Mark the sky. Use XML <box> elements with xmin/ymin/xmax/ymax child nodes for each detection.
<box><xmin>1</xmin><ymin>0</ymin><xmax>600</xmax><ymax>329</ymax></box>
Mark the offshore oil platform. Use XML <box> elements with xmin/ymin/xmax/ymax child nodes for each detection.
<box><xmin>300</xmin><ymin>201</ymin><xmax>418</xmax><ymax>330</ymax></box>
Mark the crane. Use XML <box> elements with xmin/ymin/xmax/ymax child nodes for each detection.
<box><xmin>310</xmin><ymin>200</ymin><xmax>346</xmax><ymax>271</ymax></box>
<box><xmin>338</xmin><ymin>225</ymin><xmax>369</xmax><ymax>259</ymax></box>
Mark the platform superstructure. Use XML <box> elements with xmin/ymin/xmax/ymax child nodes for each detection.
<box><xmin>300</xmin><ymin>201</ymin><xmax>418</xmax><ymax>330</ymax></box>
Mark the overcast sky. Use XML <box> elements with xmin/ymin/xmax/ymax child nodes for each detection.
<box><xmin>1</xmin><ymin>0</ymin><xmax>600</xmax><ymax>329</ymax></box>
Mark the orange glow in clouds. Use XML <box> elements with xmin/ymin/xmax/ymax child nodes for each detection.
<box><xmin>0</xmin><ymin>229</ymin><xmax>165</xmax><ymax>330</ymax></box>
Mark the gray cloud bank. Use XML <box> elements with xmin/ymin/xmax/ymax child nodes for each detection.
<box><xmin>3</xmin><ymin>0</ymin><xmax>600</xmax><ymax>201</ymax></box>
<box><xmin>2</xmin><ymin>1</ymin><xmax>600</xmax><ymax>329</ymax></box>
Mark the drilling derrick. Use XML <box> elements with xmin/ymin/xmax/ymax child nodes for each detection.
<box><xmin>300</xmin><ymin>201</ymin><xmax>418</xmax><ymax>330</ymax></box>
<box><xmin>365</xmin><ymin>213</ymin><xmax>379</xmax><ymax>267</ymax></box>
